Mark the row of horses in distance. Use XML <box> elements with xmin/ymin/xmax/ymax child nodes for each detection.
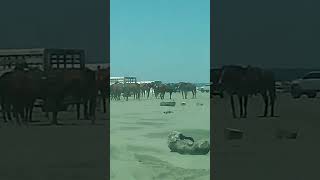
<box><xmin>110</xmin><ymin>82</ymin><xmax>199</xmax><ymax>101</ymax></box>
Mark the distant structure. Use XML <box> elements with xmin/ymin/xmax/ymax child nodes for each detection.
<box><xmin>85</xmin><ymin>62</ymin><xmax>109</xmax><ymax>71</ymax></box>
<box><xmin>0</xmin><ymin>48</ymin><xmax>85</xmax><ymax>71</ymax></box>
<box><xmin>110</xmin><ymin>76</ymin><xmax>137</xmax><ymax>85</ymax></box>
<box><xmin>0</xmin><ymin>48</ymin><xmax>87</xmax><ymax>78</ymax></box>
<box><xmin>137</xmin><ymin>80</ymin><xmax>162</xmax><ymax>84</ymax></box>
<box><xmin>137</xmin><ymin>80</ymin><xmax>154</xmax><ymax>84</ymax></box>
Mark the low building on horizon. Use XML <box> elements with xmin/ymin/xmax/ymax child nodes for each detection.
<box><xmin>110</xmin><ymin>76</ymin><xmax>137</xmax><ymax>85</ymax></box>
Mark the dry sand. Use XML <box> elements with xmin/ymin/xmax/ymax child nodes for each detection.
<box><xmin>212</xmin><ymin>93</ymin><xmax>320</xmax><ymax>180</ymax></box>
<box><xmin>0</xmin><ymin>105</ymin><xmax>108</xmax><ymax>180</ymax></box>
<box><xmin>110</xmin><ymin>92</ymin><xmax>210</xmax><ymax>180</ymax></box>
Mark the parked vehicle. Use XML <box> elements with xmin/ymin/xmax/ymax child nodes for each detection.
<box><xmin>290</xmin><ymin>71</ymin><xmax>320</xmax><ymax>98</ymax></box>
<box><xmin>198</xmin><ymin>84</ymin><xmax>210</xmax><ymax>93</ymax></box>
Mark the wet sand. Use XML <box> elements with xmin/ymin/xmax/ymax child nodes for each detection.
<box><xmin>212</xmin><ymin>93</ymin><xmax>320</xmax><ymax>180</ymax></box>
<box><xmin>110</xmin><ymin>92</ymin><xmax>210</xmax><ymax>180</ymax></box>
<box><xmin>0</xmin><ymin>106</ymin><xmax>108</xmax><ymax>180</ymax></box>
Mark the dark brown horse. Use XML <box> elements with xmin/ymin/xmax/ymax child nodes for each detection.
<box><xmin>140</xmin><ymin>83</ymin><xmax>152</xmax><ymax>98</ymax></box>
<box><xmin>0</xmin><ymin>67</ymin><xmax>46</xmax><ymax>125</ymax></box>
<box><xmin>122</xmin><ymin>83</ymin><xmax>140</xmax><ymax>101</ymax></box>
<box><xmin>178</xmin><ymin>82</ymin><xmax>197</xmax><ymax>99</ymax></box>
<box><xmin>110</xmin><ymin>82</ymin><xmax>123</xmax><ymax>100</ymax></box>
<box><xmin>218</xmin><ymin>65</ymin><xmax>276</xmax><ymax>118</ymax></box>
<box><xmin>157</xmin><ymin>83</ymin><xmax>178</xmax><ymax>99</ymax></box>
<box><xmin>43</xmin><ymin>68</ymin><xmax>97</xmax><ymax>125</ymax></box>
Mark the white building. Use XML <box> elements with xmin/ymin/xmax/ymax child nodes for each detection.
<box><xmin>137</xmin><ymin>80</ymin><xmax>154</xmax><ymax>84</ymax></box>
<box><xmin>110</xmin><ymin>76</ymin><xmax>137</xmax><ymax>85</ymax></box>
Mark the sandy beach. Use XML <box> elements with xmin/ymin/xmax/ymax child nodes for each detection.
<box><xmin>212</xmin><ymin>93</ymin><xmax>320</xmax><ymax>180</ymax></box>
<box><xmin>0</xmin><ymin>105</ymin><xmax>108</xmax><ymax>180</ymax></box>
<box><xmin>110</xmin><ymin>92</ymin><xmax>210</xmax><ymax>180</ymax></box>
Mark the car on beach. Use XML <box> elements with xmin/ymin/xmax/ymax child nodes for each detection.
<box><xmin>290</xmin><ymin>71</ymin><xmax>320</xmax><ymax>98</ymax></box>
<box><xmin>198</xmin><ymin>84</ymin><xmax>210</xmax><ymax>93</ymax></box>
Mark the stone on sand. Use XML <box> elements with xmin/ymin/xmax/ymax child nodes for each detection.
<box><xmin>160</xmin><ymin>102</ymin><xmax>176</xmax><ymax>106</ymax></box>
<box><xmin>224</xmin><ymin>128</ymin><xmax>244</xmax><ymax>140</ymax></box>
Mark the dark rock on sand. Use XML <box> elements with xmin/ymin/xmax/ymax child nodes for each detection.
<box><xmin>163</xmin><ymin>111</ymin><xmax>174</xmax><ymax>114</ymax></box>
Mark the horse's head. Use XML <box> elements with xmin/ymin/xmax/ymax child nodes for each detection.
<box><xmin>217</xmin><ymin>65</ymin><xmax>245</xmax><ymax>88</ymax></box>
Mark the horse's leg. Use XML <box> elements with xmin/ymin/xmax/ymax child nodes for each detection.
<box><xmin>29</xmin><ymin>100</ymin><xmax>35</xmax><ymax>122</ymax></box>
<box><xmin>45</xmin><ymin>111</ymin><xmax>49</xmax><ymax>119</ymax></box>
<box><xmin>24</xmin><ymin>107</ymin><xmax>29</xmax><ymax>123</ymax></box>
<box><xmin>89</xmin><ymin>97</ymin><xmax>96</xmax><ymax>125</ymax></box>
<box><xmin>84</xmin><ymin>100</ymin><xmax>89</xmax><ymax>120</ymax></box>
<box><xmin>1</xmin><ymin>102</ymin><xmax>7</xmax><ymax>123</ymax></box>
<box><xmin>28</xmin><ymin>105</ymin><xmax>33</xmax><ymax>122</ymax></box>
<box><xmin>261</xmin><ymin>91</ymin><xmax>269</xmax><ymax>117</ymax></box>
<box><xmin>7</xmin><ymin>104</ymin><xmax>12</xmax><ymax>122</ymax></box>
<box><xmin>270</xmin><ymin>89</ymin><xmax>276</xmax><ymax>117</ymax></box>
<box><xmin>238</xmin><ymin>95</ymin><xmax>243</xmax><ymax>118</ymax></box>
<box><xmin>76</xmin><ymin>103</ymin><xmax>80</xmax><ymax>120</ymax></box>
<box><xmin>22</xmin><ymin>106</ymin><xmax>28</xmax><ymax>126</ymax></box>
<box><xmin>244</xmin><ymin>95</ymin><xmax>248</xmax><ymax>118</ymax></box>
<box><xmin>15</xmin><ymin>110</ymin><xmax>21</xmax><ymax>126</ymax></box>
<box><xmin>103</xmin><ymin>97</ymin><xmax>106</xmax><ymax>113</ymax></box>
<box><xmin>51</xmin><ymin>111</ymin><xmax>59</xmax><ymax>125</ymax></box>
<box><xmin>16</xmin><ymin>105</ymin><xmax>23</xmax><ymax>126</ymax></box>
<box><xmin>2</xmin><ymin>99</ymin><xmax>12</xmax><ymax>123</ymax></box>
<box><xmin>230</xmin><ymin>95</ymin><xmax>236</xmax><ymax>118</ymax></box>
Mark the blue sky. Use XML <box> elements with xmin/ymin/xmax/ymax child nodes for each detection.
<box><xmin>111</xmin><ymin>0</ymin><xmax>210</xmax><ymax>83</ymax></box>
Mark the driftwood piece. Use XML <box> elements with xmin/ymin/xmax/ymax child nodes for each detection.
<box><xmin>160</xmin><ymin>102</ymin><xmax>176</xmax><ymax>106</ymax></box>
<box><xmin>168</xmin><ymin>131</ymin><xmax>210</xmax><ymax>155</ymax></box>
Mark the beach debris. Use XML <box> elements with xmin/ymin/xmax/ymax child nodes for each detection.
<box><xmin>224</xmin><ymin>128</ymin><xmax>244</xmax><ymax>140</ymax></box>
<box><xmin>196</xmin><ymin>102</ymin><xmax>204</xmax><ymax>106</ymax></box>
<box><xmin>163</xmin><ymin>111</ymin><xmax>174</xmax><ymax>114</ymax></box>
<box><xmin>181</xmin><ymin>102</ymin><xmax>186</xmax><ymax>106</ymax></box>
<box><xmin>160</xmin><ymin>102</ymin><xmax>176</xmax><ymax>107</ymax></box>
<box><xmin>167</xmin><ymin>130</ymin><xmax>210</xmax><ymax>155</ymax></box>
<box><xmin>275</xmin><ymin>129</ymin><xmax>298</xmax><ymax>139</ymax></box>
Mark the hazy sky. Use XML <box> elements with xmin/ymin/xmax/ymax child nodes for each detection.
<box><xmin>213</xmin><ymin>0</ymin><xmax>320</xmax><ymax>69</ymax></box>
<box><xmin>111</xmin><ymin>0</ymin><xmax>210</xmax><ymax>83</ymax></box>
<box><xmin>0</xmin><ymin>0</ymin><xmax>108</xmax><ymax>63</ymax></box>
